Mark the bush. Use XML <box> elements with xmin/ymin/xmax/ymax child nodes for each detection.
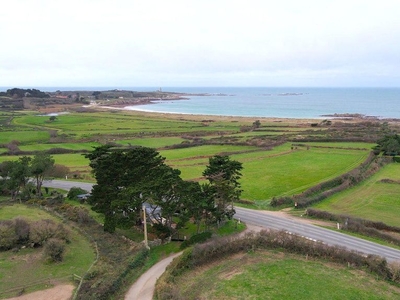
<box><xmin>306</xmin><ymin>208</ymin><xmax>341</xmax><ymax>222</ymax></box>
<box><xmin>14</xmin><ymin>218</ymin><xmax>30</xmax><ymax>242</ymax></box>
<box><xmin>0</xmin><ymin>221</ymin><xmax>17</xmax><ymax>250</ymax></box>
<box><xmin>30</xmin><ymin>219</ymin><xmax>69</xmax><ymax>246</ymax></box>
<box><xmin>44</xmin><ymin>238</ymin><xmax>65</xmax><ymax>262</ymax></box>
<box><xmin>67</xmin><ymin>187</ymin><xmax>89</xmax><ymax>200</ymax></box>
<box><xmin>46</xmin><ymin>191</ymin><xmax>65</xmax><ymax>205</ymax></box>
<box><xmin>60</xmin><ymin>205</ymin><xmax>93</xmax><ymax>224</ymax></box>
<box><xmin>270</xmin><ymin>196</ymin><xmax>293</xmax><ymax>207</ymax></box>
<box><xmin>180</xmin><ymin>232</ymin><xmax>212</xmax><ymax>249</ymax></box>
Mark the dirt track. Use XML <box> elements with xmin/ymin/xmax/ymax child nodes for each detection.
<box><xmin>5</xmin><ymin>284</ymin><xmax>75</xmax><ymax>300</ymax></box>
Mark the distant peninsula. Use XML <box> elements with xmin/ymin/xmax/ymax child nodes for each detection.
<box><xmin>0</xmin><ymin>88</ymin><xmax>205</xmax><ymax>113</ymax></box>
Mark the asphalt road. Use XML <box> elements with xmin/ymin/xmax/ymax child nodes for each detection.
<box><xmin>44</xmin><ymin>179</ymin><xmax>400</xmax><ymax>262</ymax></box>
<box><xmin>235</xmin><ymin>207</ymin><xmax>400</xmax><ymax>262</ymax></box>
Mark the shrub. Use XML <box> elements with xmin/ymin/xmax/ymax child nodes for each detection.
<box><xmin>306</xmin><ymin>208</ymin><xmax>341</xmax><ymax>222</ymax></box>
<box><xmin>30</xmin><ymin>219</ymin><xmax>69</xmax><ymax>246</ymax></box>
<box><xmin>44</xmin><ymin>238</ymin><xmax>65</xmax><ymax>262</ymax></box>
<box><xmin>0</xmin><ymin>221</ymin><xmax>17</xmax><ymax>250</ymax></box>
<box><xmin>180</xmin><ymin>232</ymin><xmax>212</xmax><ymax>249</ymax></box>
<box><xmin>46</xmin><ymin>191</ymin><xmax>65</xmax><ymax>205</ymax></box>
<box><xmin>270</xmin><ymin>196</ymin><xmax>293</xmax><ymax>207</ymax></box>
<box><xmin>67</xmin><ymin>187</ymin><xmax>89</xmax><ymax>200</ymax></box>
<box><xmin>237</xmin><ymin>199</ymin><xmax>255</xmax><ymax>205</ymax></box>
<box><xmin>60</xmin><ymin>205</ymin><xmax>93</xmax><ymax>224</ymax></box>
<box><xmin>14</xmin><ymin>218</ymin><xmax>30</xmax><ymax>242</ymax></box>
<box><xmin>152</xmin><ymin>223</ymin><xmax>171</xmax><ymax>240</ymax></box>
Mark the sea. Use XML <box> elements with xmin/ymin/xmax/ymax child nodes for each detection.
<box><xmin>2</xmin><ymin>87</ymin><xmax>400</xmax><ymax>119</ymax></box>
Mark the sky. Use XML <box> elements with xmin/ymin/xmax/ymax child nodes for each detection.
<box><xmin>1</xmin><ymin>0</ymin><xmax>399</xmax><ymax>88</ymax></box>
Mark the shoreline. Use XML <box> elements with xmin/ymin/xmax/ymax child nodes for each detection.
<box><xmin>87</xmin><ymin>103</ymin><xmax>320</xmax><ymax>123</ymax></box>
<box><xmin>91</xmin><ymin>104</ymin><xmax>400</xmax><ymax>124</ymax></box>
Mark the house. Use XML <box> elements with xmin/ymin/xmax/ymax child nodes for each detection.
<box><xmin>143</xmin><ymin>202</ymin><xmax>165</xmax><ymax>224</ymax></box>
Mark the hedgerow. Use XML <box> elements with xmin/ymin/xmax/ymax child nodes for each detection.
<box><xmin>306</xmin><ymin>208</ymin><xmax>400</xmax><ymax>246</ymax></box>
<box><xmin>155</xmin><ymin>230</ymin><xmax>400</xmax><ymax>300</ymax></box>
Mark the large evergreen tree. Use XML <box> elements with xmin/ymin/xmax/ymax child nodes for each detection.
<box><xmin>203</xmin><ymin>155</ymin><xmax>243</xmax><ymax>222</ymax></box>
<box><xmin>373</xmin><ymin>134</ymin><xmax>400</xmax><ymax>156</ymax></box>
<box><xmin>86</xmin><ymin>145</ymin><xmax>182</xmax><ymax>233</ymax></box>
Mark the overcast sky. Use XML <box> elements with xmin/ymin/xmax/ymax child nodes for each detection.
<box><xmin>1</xmin><ymin>0</ymin><xmax>399</xmax><ymax>87</ymax></box>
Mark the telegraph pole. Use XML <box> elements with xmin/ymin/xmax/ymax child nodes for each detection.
<box><xmin>143</xmin><ymin>205</ymin><xmax>150</xmax><ymax>249</ymax></box>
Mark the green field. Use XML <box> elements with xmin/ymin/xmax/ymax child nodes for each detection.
<box><xmin>18</xmin><ymin>142</ymin><xmax>100</xmax><ymax>152</ymax></box>
<box><xmin>12</xmin><ymin>112</ymin><xmax>244</xmax><ymax>138</ymax></box>
<box><xmin>0</xmin><ymin>205</ymin><xmax>95</xmax><ymax>297</ymax></box>
<box><xmin>314</xmin><ymin>163</ymin><xmax>400</xmax><ymax>227</ymax></box>
<box><xmin>0</xmin><ymin>131</ymin><xmax>50</xmax><ymax>144</ymax></box>
<box><xmin>166</xmin><ymin>250</ymin><xmax>400</xmax><ymax>299</ymax></box>
<box><xmin>1</xmin><ymin>111</ymin><xmax>376</xmax><ymax>203</ymax></box>
<box><xmin>163</xmin><ymin>143</ymin><xmax>370</xmax><ymax>202</ymax></box>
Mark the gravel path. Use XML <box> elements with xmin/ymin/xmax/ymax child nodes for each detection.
<box><xmin>124</xmin><ymin>252</ymin><xmax>183</xmax><ymax>300</ymax></box>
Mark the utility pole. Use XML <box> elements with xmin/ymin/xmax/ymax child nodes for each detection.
<box><xmin>143</xmin><ymin>206</ymin><xmax>150</xmax><ymax>249</ymax></box>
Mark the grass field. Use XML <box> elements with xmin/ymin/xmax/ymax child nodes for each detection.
<box><xmin>0</xmin><ymin>131</ymin><xmax>50</xmax><ymax>144</ymax></box>
<box><xmin>314</xmin><ymin>163</ymin><xmax>400</xmax><ymax>227</ymax></box>
<box><xmin>168</xmin><ymin>250</ymin><xmax>400</xmax><ymax>299</ymax></box>
<box><xmin>0</xmin><ymin>110</ymin><xmax>390</xmax><ymax>204</ymax></box>
<box><xmin>161</xmin><ymin>143</ymin><xmax>370</xmax><ymax>202</ymax></box>
<box><xmin>12</xmin><ymin>112</ymin><xmax>245</xmax><ymax>138</ymax></box>
<box><xmin>18</xmin><ymin>142</ymin><xmax>100</xmax><ymax>152</ymax></box>
<box><xmin>1</xmin><ymin>141</ymin><xmax>371</xmax><ymax>203</ymax></box>
<box><xmin>0</xmin><ymin>110</ymin><xmax>372</xmax><ymax>202</ymax></box>
<box><xmin>0</xmin><ymin>205</ymin><xmax>95</xmax><ymax>298</ymax></box>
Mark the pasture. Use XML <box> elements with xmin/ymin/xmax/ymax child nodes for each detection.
<box><xmin>314</xmin><ymin>163</ymin><xmax>400</xmax><ymax>227</ymax></box>
<box><xmin>0</xmin><ymin>110</ymin><xmax>378</xmax><ymax>203</ymax></box>
<box><xmin>11</xmin><ymin>112</ymin><xmax>243</xmax><ymax>138</ymax></box>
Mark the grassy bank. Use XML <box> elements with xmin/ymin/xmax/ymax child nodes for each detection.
<box><xmin>165</xmin><ymin>250</ymin><xmax>400</xmax><ymax>299</ymax></box>
<box><xmin>0</xmin><ymin>205</ymin><xmax>95</xmax><ymax>298</ymax></box>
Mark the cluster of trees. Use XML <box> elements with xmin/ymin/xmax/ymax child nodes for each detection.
<box><xmin>0</xmin><ymin>88</ymin><xmax>50</xmax><ymax>98</ymax></box>
<box><xmin>0</xmin><ymin>153</ymin><xmax>55</xmax><ymax>200</ymax></box>
<box><xmin>373</xmin><ymin>133</ymin><xmax>400</xmax><ymax>156</ymax></box>
<box><xmin>86</xmin><ymin>145</ymin><xmax>243</xmax><ymax>233</ymax></box>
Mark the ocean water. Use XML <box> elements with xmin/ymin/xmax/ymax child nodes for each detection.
<box><xmin>2</xmin><ymin>87</ymin><xmax>399</xmax><ymax>119</ymax></box>
<box><xmin>125</xmin><ymin>87</ymin><xmax>400</xmax><ymax>119</ymax></box>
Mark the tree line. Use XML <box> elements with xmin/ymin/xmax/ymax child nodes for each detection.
<box><xmin>0</xmin><ymin>153</ymin><xmax>55</xmax><ymax>200</ymax></box>
<box><xmin>0</xmin><ymin>88</ymin><xmax>50</xmax><ymax>98</ymax></box>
